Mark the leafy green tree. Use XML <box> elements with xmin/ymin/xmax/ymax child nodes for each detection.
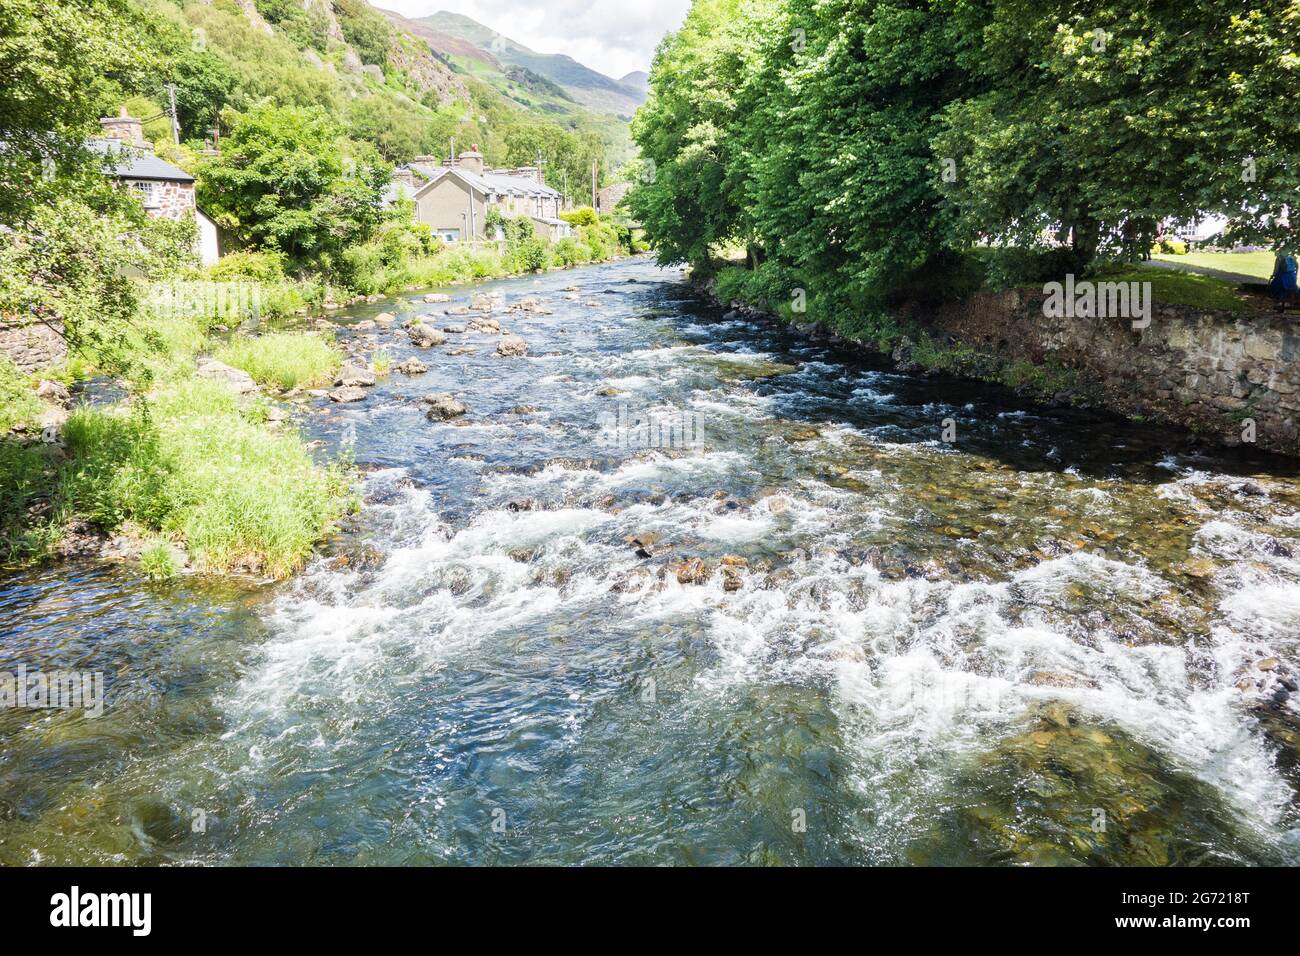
<box><xmin>629</xmin><ymin>0</ymin><xmax>757</xmax><ymax>268</ymax></box>
<box><xmin>0</xmin><ymin>0</ymin><xmax>147</xmax><ymax>226</ymax></box>
<box><xmin>935</xmin><ymin>0</ymin><xmax>1300</xmax><ymax>266</ymax></box>
<box><xmin>197</xmin><ymin>103</ymin><xmax>389</xmax><ymax>267</ymax></box>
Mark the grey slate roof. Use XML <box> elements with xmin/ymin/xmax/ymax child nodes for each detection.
<box><xmin>408</xmin><ymin>164</ymin><xmax>561</xmax><ymax>200</ymax></box>
<box><xmin>88</xmin><ymin>139</ymin><xmax>194</xmax><ymax>182</ymax></box>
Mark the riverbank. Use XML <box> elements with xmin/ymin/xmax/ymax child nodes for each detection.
<box><xmin>695</xmin><ymin>271</ymin><xmax>1300</xmax><ymax>457</ymax></box>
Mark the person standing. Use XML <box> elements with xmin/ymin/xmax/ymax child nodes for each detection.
<box><xmin>1270</xmin><ymin>251</ymin><xmax>1298</xmax><ymax>311</ymax></box>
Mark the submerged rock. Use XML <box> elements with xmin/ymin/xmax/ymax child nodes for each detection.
<box><xmin>329</xmin><ymin>386</ymin><xmax>367</xmax><ymax>403</ymax></box>
<box><xmin>335</xmin><ymin>363</ymin><xmax>377</xmax><ymax>388</ymax></box>
<box><xmin>624</xmin><ymin>531</ymin><xmax>664</xmax><ymax>558</ymax></box>
<box><xmin>423</xmin><ymin>393</ymin><xmax>467</xmax><ymax>421</ymax></box>
<box><xmin>673</xmin><ymin>557</ymin><xmax>710</xmax><ymax>585</ymax></box>
<box><xmin>406</xmin><ymin>323</ymin><xmax>447</xmax><ymax>348</ymax></box>
<box><xmin>496</xmin><ymin>335</ymin><xmax>528</xmax><ymax>357</ymax></box>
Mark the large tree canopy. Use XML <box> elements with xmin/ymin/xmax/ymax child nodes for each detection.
<box><xmin>631</xmin><ymin>0</ymin><xmax>1300</xmax><ymax>306</ymax></box>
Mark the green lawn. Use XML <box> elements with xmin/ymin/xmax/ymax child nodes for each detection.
<box><xmin>1150</xmin><ymin>251</ymin><xmax>1275</xmax><ymax>280</ymax></box>
<box><xmin>1101</xmin><ymin>266</ymin><xmax>1261</xmax><ymax>312</ymax></box>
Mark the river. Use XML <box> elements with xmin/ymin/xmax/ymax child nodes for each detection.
<box><xmin>3</xmin><ymin>257</ymin><xmax>1300</xmax><ymax>865</ymax></box>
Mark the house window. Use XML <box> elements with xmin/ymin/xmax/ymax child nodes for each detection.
<box><xmin>128</xmin><ymin>180</ymin><xmax>160</xmax><ymax>209</ymax></box>
<box><xmin>437</xmin><ymin>229</ymin><xmax>460</xmax><ymax>243</ymax></box>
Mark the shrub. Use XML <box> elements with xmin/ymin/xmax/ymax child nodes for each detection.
<box><xmin>1152</xmin><ymin>237</ymin><xmax>1188</xmax><ymax>255</ymax></box>
<box><xmin>207</xmin><ymin>250</ymin><xmax>288</xmax><ymax>282</ymax></box>
<box><xmin>560</xmin><ymin>206</ymin><xmax>599</xmax><ymax>227</ymax></box>
<box><xmin>213</xmin><ymin>332</ymin><xmax>341</xmax><ymax>389</ymax></box>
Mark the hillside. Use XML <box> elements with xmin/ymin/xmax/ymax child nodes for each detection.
<box><xmin>408</xmin><ymin>9</ymin><xmax>646</xmax><ymax>118</ymax></box>
<box><xmin>112</xmin><ymin>0</ymin><xmax>635</xmax><ymax>197</ymax></box>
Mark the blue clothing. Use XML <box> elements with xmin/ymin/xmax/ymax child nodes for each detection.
<box><xmin>1271</xmin><ymin>255</ymin><xmax>1298</xmax><ymax>297</ymax></box>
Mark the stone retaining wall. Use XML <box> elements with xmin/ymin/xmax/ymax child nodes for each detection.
<box><xmin>915</xmin><ymin>291</ymin><xmax>1300</xmax><ymax>455</ymax></box>
<box><xmin>0</xmin><ymin>316</ymin><xmax>67</xmax><ymax>373</ymax></box>
<box><xmin>698</xmin><ymin>275</ymin><xmax>1300</xmax><ymax>457</ymax></box>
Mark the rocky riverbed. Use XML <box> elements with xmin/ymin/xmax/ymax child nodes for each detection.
<box><xmin>2</xmin><ymin>257</ymin><xmax>1299</xmax><ymax>865</ymax></box>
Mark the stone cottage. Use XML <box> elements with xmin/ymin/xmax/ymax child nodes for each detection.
<box><xmin>92</xmin><ymin>109</ymin><xmax>220</xmax><ymax>265</ymax></box>
<box><xmin>394</xmin><ymin>147</ymin><xmax>572</xmax><ymax>243</ymax></box>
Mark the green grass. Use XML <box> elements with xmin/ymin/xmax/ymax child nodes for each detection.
<box><xmin>213</xmin><ymin>332</ymin><xmax>341</xmax><ymax>390</ymax></box>
<box><xmin>57</xmin><ymin>378</ymin><xmax>354</xmax><ymax>577</ymax></box>
<box><xmin>139</xmin><ymin>539</ymin><xmax>180</xmax><ymax>581</ymax></box>
<box><xmin>0</xmin><ymin>358</ymin><xmax>44</xmax><ymax>433</ymax></box>
<box><xmin>1150</xmin><ymin>251</ymin><xmax>1275</xmax><ymax>280</ymax></box>
<box><xmin>1100</xmin><ymin>267</ymin><xmax>1259</xmax><ymax>312</ymax></box>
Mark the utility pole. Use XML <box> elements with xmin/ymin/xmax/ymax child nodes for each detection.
<box><xmin>449</xmin><ymin>137</ymin><xmax>455</xmax><ymax>166</ymax></box>
<box><xmin>165</xmin><ymin>83</ymin><xmax>180</xmax><ymax>145</ymax></box>
<box><xmin>591</xmin><ymin>160</ymin><xmax>597</xmax><ymax>210</ymax></box>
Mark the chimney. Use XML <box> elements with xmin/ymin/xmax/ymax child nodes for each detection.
<box><xmin>99</xmin><ymin>107</ymin><xmax>146</xmax><ymax>148</ymax></box>
<box><xmin>393</xmin><ymin>166</ymin><xmax>415</xmax><ymax>186</ymax></box>
<box><xmin>458</xmin><ymin>145</ymin><xmax>484</xmax><ymax>177</ymax></box>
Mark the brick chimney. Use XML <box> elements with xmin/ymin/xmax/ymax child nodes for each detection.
<box><xmin>99</xmin><ymin>107</ymin><xmax>146</xmax><ymax>148</ymax></box>
<box><xmin>458</xmin><ymin>145</ymin><xmax>484</xmax><ymax>177</ymax></box>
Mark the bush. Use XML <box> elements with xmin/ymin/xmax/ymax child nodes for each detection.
<box><xmin>1153</xmin><ymin>237</ymin><xmax>1188</xmax><ymax>255</ymax></box>
<box><xmin>560</xmin><ymin>206</ymin><xmax>599</xmax><ymax>227</ymax></box>
<box><xmin>550</xmin><ymin>236</ymin><xmax>590</xmax><ymax>267</ymax></box>
<box><xmin>207</xmin><ymin>250</ymin><xmax>288</xmax><ymax>282</ymax></box>
<box><xmin>213</xmin><ymin>332</ymin><xmax>341</xmax><ymax>389</ymax></box>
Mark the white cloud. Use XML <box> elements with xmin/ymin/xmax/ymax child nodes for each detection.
<box><xmin>377</xmin><ymin>0</ymin><xmax>690</xmax><ymax>79</ymax></box>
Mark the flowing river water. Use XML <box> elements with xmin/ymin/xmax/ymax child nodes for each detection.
<box><xmin>4</xmin><ymin>257</ymin><xmax>1300</xmax><ymax>865</ymax></box>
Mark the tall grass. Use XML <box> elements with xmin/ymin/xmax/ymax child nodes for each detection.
<box><xmin>0</xmin><ymin>358</ymin><xmax>44</xmax><ymax>433</ymax></box>
<box><xmin>213</xmin><ymin>332</ymin><xmax>341</xmax><ymax>390</ymax></box>
<box><xmin>58</xmin><ymin>379</ymin><xmax>354</xmax><ymax>577</ymax></box>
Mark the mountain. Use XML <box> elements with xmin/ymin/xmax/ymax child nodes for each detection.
<box><xmin>400</xmin><ymin>9</ymin><xmax>646</xmax><ymax>118</ymax></box>
<box><xmin>618</xmin><ymin>71</ymin><xmax>649</xmax><ymax>96</ymax></box>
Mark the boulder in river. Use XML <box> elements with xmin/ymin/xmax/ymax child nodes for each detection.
<box><xmin>470</xmin><ymin>293</ymin><xmax>495</xmax><ymax>313</ymax></box>
<box><xmin>624</xmin><ymin>532</ymin><xmax>665</xmax><ymax>558</ymax></box>
<box><xmin>496</xmin><ymin>335</ymin><xmax>528</xmax><ymax>357</ymax></box>
<box><xmin>335</xmin><ymin>363</ymin><xmax>377</xmax><ymax>387</ymax></box>
<box><xmin>196</xmin><ymin>357</ymin><xmax>258</xmax><ymax>395</ymax></box>
<box><xmin>443</xmin><ymin>324</ymin><xmax>466</xmax><ymax>334</ymax></box>
<box><xmin>407</xmin><ymin>323</ymin><xmax>447</xmax><ymax>348</ymax></box>
<box><xmin>424</xmin><ymin>293</ymin><xmax>451</xmax><ymax>303</ymax></box>
<box><xmin>396</xmin><ymin>358</ymin><xmax>427</xmax><ymax>375</ymax></box>
<box><xmin>673</xmin><ymin>557</ymin><xmax>710</xmax><ymax>585</ymax></box>
<box><xmin>445</xmin><ymin>305</ymin><xmax>471</xmax><ymax>316</ymax></box>
<box><xmin>329</xmin><ymin>385</ymin><xmax>367</xmax><ymax>403</ymax></box>
<box><xmin>373</xmin><ymin>312</ymin><xmax>396</xmax><ymax>325</ymax></box>
<box><xmin>721</xmin><ymin>567</ymin><xmax>744</xmax><ymax>592</ymax></box>
<box><xmin>423</xmin><ymin>393</ymin><xmax>467</xmax><ymax>421</ymax></box>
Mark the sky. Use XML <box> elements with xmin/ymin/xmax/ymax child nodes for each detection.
<box><xmin>378</xmin><ymin>0</ymin><xmax>691</xmax><ymax>80</ymax></box>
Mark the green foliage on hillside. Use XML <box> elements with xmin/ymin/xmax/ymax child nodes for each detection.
<box><xmin>633</xmin><ymin>0</ymin><xmax>1300</xmax><ymax>316</ymax></box>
